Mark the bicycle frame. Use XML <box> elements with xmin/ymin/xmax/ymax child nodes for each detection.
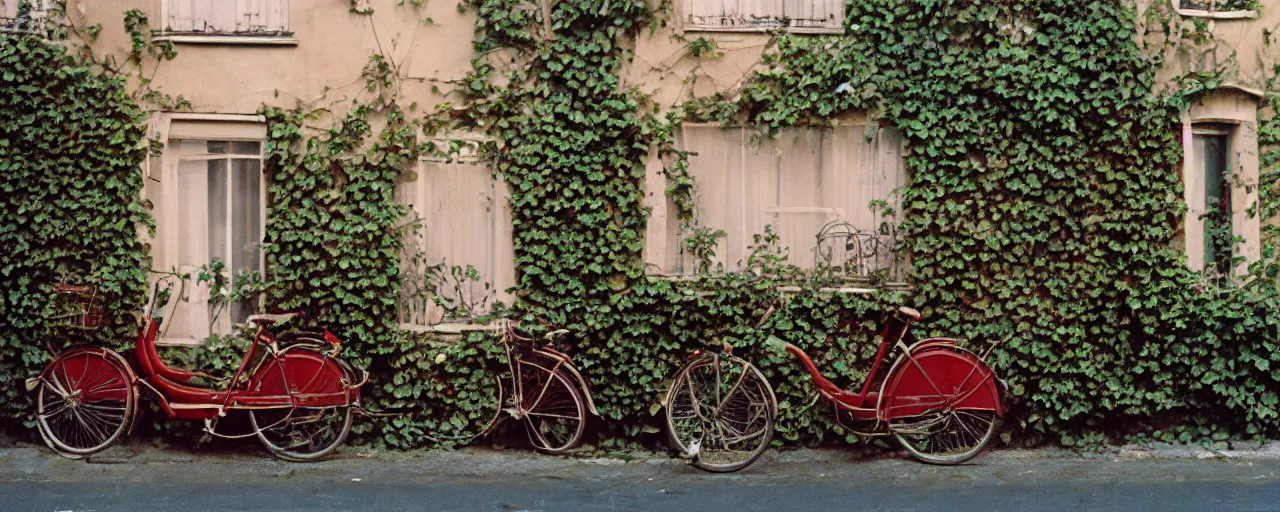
<box><xmin>498</xmin><ymin>323</ymin><xmax>599</xmax><ymax>420</ymax></box>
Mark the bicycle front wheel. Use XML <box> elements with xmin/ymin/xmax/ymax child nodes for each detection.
<box><xmin>35</xmin><ymin>349</ymin><xmax>136</xmax><ymax>458</ymax></box>
<box><xmin>520</xmin><ymin>367</ymin><xmax>586</xmax><ymax>454</ymax></box>
<box><xmin>665</xmin><ymin>355</ymin><xmax>775</xmax><ymax>473</ymax></box>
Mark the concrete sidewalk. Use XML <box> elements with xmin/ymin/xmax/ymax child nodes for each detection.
<box><xmin>3</xmin><ymin>442</ymin><xmax>1280</xmax><ymax>511</ymax></box>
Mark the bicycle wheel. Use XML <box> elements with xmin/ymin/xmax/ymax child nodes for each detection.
<box><xmin>665</xmin><ymin>355</ymin><xmax>774</xmax><ymax>473</ymax></box>
<box><xmin>890</xmin><ymin>409</ymin><xmax>998</xmax><ymax>465</ymax></box>
<box><xmin>35</xmin><ymin>349</ymin><xmax>136</xmax><ymax>458</ymax></box>
<box><xmin>520</xmin><ymin>366</ymin><xmax>586</xmax><ymax>454</ymax></box>
<box><xmin>248</xmin><ymin>347</ymin><xmax>354</xmax><ymax>461</ymax></box>
<box><xmin>251</xmin><ymin>405</ymin><xmax>354</xmax><ymax>461</ymax></box>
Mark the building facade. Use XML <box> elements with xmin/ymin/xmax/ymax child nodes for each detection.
<box><xmin>3</xmin><ymin>0</ymin><xmax>1275</xmax><ymax>340</ymax></box>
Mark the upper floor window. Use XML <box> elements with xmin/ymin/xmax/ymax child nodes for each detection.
<box><xmin>159</xmin><ymin>0</ymin><xmax>294</xmax><ymax>43</ymax></box>
<box><xmin>683</xmin><ymin>0</ymin><xmax>844</xmax><ymax>34</ymax></box>
<box><xmin>1</xmin><ymin>0</ymin><xmax>56</xmax><ymax>33</ymax></box>
<box><xmin>1174</xmin><ymin>0</ymin><xmax>1258</xmax><ymax>19</ymax></box>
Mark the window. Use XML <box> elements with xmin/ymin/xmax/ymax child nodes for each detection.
<box><xmin>1194</xmin><ymin>125</ymin><xmax>1231</xmax><ymax>273</ymax></box>
<box><xmin>397</xmin><ymin>149</ymin><xmax>515</xmax><ymax>329</ymax></box>
<box><xmin>159</xmin><ymin>0</ymin><xmax>293</xmax><ymax>43</ymax></box>
<box><xmin>1</xmin><ymin>0</ymin><xmax>55</xmax><ymax>33</ymax></box>
<box><xmin>1173</xmin><ymin>0</ymin><xmax>1258</xmax><ymax>19</ymax></box>
<box><xmin>683</xmin><ymin>0</ymin><xmax>844</xmax><ymax>33</ymax></box>
<box><xmin>654</xmin><ymin>125</ymin><xmax>908</xmax><ymax>283</ymax></box>
<box><xmin>149</xmin><ymin>117</ymin><xmax>266</xmax><ymax>344</ymax></box>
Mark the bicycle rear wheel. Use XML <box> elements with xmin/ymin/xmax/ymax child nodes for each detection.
<box><xmin>35</xmin><ymin>349</ymin><xmax>136</xmax><ymax>458</ymax></box>
<box><xmin>890</xmin><ymin>409</ymin><xmax>998</xmax><ymax>465</ymax></box>
<box><xmin>520</xmin><ymin>366</ymin><xmax>586</xmax><ymax>454</ymax></box>
<box><xmin>665</xmin><ymin>355</ymin><xmax>774</xmax><ymax>473</ymax></box>
<box><xmin>248</xmin><ymin>347</ymin><xmax>354</xmax><ymax>461</ymax></box>
<box><xmin>251</xmin><ymin>405</ymin><xmax>354</xmax><ymax>461</ymax></box>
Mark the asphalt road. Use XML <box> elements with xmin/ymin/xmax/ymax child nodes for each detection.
<box><xmin>3</xmin><ymin>444</ymin><xmax>1280</xmax><ymax>512</ymax></box>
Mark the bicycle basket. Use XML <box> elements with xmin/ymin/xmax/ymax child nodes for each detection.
<box><xmin>49</xmin><ymin>283</ymin><xmax>106</xmax><ymax>330</ymax></box>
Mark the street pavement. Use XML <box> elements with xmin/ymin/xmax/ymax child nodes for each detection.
<box><xmin>2</xmin><ymin>442</ymin><xmax>1280</xmax><ymax>511</ymax></box>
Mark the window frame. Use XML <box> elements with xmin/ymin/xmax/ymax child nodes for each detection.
<box><xmin>1178</xmin><ymin>86</ymin><xmax>1263</xmax><ymax>277</ymax></box>
<box><xmin>0</xmin><ymin>0</ymin><xmax>57</xmax><ymax>34</ymax></box>
<box><xmin>397</xmin><ymin>136</ymin><xmax>516</xmax><ymax>332</ymax></box>
<box><xmin>150</xmin><ymin>114</ymin><xmax>268</xmax><ymax>346</ymax></box>
<box><xmin>1171</xmin><ymin>0</ymin><xmax>1258</xmax><ymax>20</ymax></box>
<box><xmin>679</xmin><ymin>0</ymin><xmax>846</xmax><ymax>35</ymax></box>
<box><xmin>153</xmin><ymin>0</ymin><xmax>297</xmax><ymax>46</ymax></box>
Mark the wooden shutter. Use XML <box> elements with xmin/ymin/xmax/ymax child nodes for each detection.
<box><xmin>398</xmin><ymin>160</ymin><xmax>514</xmax><ymax>327</ymax></box>
<box><xmin>2</xmin><ymin>0</ymin><xmax>54</xmax><ymax>18</ymax></box>
<box><xmin>167</xmin><ymin>0</ymin><xmax>287</xmax><ymax>33</ymax></box>
<box><xmin>238</xmin><ymin>0</ymin><xmax>289</xmax><ymax>33</ymax></box>
<box><xmin>674</xmin><ymin>125</ymin><xmax>907</xmax><ymax>275</ymax></box>
<box><xmin>153</xmin><ymin>140</ymin><xmax>214</xmax><ymax>342</ymax></box>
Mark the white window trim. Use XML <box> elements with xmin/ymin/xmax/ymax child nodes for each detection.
<box><xmin>679</xmin><ymin>0</ymin><xmax>845</xmax><ymax>35</ymax></box>
<box><xmin>151</xmin><ymin>33</ymin><xmax>298</xmax><ymax>46</ymax></box>
<box><xmin>151</xmin><ymin>113</ymin><xmax>268</xmax><ymax>347</ymax></box>
<box><xmin>1171</xmin><ymin>0</ymin><xmax>1257</xmax><ymax>19</ymax></box>
<box><xmin>155</xmin><ymin>0</ymin><xmax>295</xmax><ymax>45</ymax></box>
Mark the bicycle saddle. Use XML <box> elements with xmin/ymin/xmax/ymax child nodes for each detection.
<box><xmin>897</xmin><ymin>306</ymin><xmax>921</xmax><ymax>321</ymax></box>
<box><xmin>246</xmin><ymin>312</ymin><xmax>304</xmax><ymax>326</ymax></box>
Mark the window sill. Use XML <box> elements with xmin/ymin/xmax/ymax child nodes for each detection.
<box><xmin>683</xmin><ymin>25</ymin><xmax>844</xmax><ymax>35</ymax></box>
<box><xmin>152</xmin><ymin>33</ymin><xmax>298</xmax><ymax>46</ymax></box>
<box><xmin>401</xmin><ymin>321</ymin><xmax>503</xmax><ymax>334</ymax></box>
<box><xmin>156</xmin><ymin>337</ymin><xmax>203</xmax><ymax>347</ymax></box>
<box><xmin>1175</xmin><ymin>8</ymin><xmax>1257</xmax><ymax>19</ymax></box>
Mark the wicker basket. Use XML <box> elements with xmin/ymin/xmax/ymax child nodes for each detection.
<box><xmin>49</xmin><ymin>283</ymin><xmax>106</xmax><ymax>330</ymax></box>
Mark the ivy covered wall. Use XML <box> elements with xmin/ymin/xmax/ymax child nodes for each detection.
<box><xmin>0</xmin><ymin>30</ymin><xmax>151</xmax><ymax>424</ymax></box>
<box><xmin>3</xmin><ymin>0</ymin><xmax>1280</xmax><ymax>451</ymax></box>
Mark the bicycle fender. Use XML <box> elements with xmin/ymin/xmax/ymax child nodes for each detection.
<box><xmin>534</xmin><ymin>348</ymin><xmax>599</xmax><ymax>416</ymax></box>
<box><xmin>879</xmin><ymin>345</ymin><xmax>1004</xmax><ymax>419</ymax></box>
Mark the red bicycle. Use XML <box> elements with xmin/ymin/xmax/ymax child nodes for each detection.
<box><xmin>28</xmin><ymin>272</ymin><xmax>367</xmax><ymax>461</ymax></box>
<box><xmin>781</xmin><ymin>306</ymin><xmax>1006</xmax><ymax>465</ymax></box>
<box><xmin>665</xmin><ymin>304</ymin><xmax>1006</xmax><ymax>472</ymax></box>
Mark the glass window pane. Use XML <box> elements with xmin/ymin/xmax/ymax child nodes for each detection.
<box><xmin>207</xmin><ymin>158</ymin><xmax>228</xmax><ymax>269</ymax></box>
<box><xmin>1197</xmin><ymin>132</ymin><xmax>1230</xmax><ymax>270</ymax></box>
<box><xmin>231</xmin><ymin>141</ymin><xmax>261</xmax><ymax>155</ymax></box>
<box><xmin>207</xmin><ymin>141</ymin><xmax>229</xmax><ymax>154</ymax></box>
<box><xmin>230</xmin><ymin>158</ymin><xmax>262</xmax><ymax>322</ymax></box>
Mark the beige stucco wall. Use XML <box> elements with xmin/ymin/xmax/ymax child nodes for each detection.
<box><xmin>70</xmin><ymin>1</ymin><xmax>1275</xmax><ymax>131</ymax></box>
<box><xmin>76</xmin><ymin>0</ymin><xmax>479</xmax><ymax>114</ymax></box>
<box><xmin>1139</xmin><ymin>0</ymin><xmax>1279</xmax><ymax>93</ymax></box>
<box><xmin>68</xmin><ymin>0</ymin><xmax>772</xmax><ymax>119</ymax></box>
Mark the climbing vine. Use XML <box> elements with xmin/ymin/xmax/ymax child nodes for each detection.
<box><xmin>0</xmin><ymin>26</ymin><xmax>151</xmax><ymax>424</ymax></box>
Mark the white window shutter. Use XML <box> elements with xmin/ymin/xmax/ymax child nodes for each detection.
<box><xmin>398</xmin><ymin>159</ymin><xmax>511</xmax><ymax>327</ymax></box>
<box><xmin>674</xmin><ymin>125</ymin><xmax>906</xmax><ymax>275</ymax></box>
<box><xmin>165</xmin><ymin>0</ymin><xmax>287</xmax><ymax>33</ymax></box>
